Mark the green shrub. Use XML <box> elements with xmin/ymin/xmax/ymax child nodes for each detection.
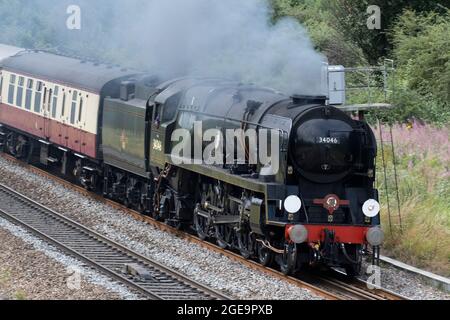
<box><xmin>389</xmin><ymin>10</ymin><xmax>450</xmax><ymax>123</ymax></box>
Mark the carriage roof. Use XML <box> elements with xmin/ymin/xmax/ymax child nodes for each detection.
<box><xmin>1</xmin><ymin>50</ymin><xmax>137</xmax><ymax>93</ymax></box>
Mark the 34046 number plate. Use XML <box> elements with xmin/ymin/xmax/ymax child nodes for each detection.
<box><xmin>316</xmin><ymin>137</ymin><xmax>340</xmax><ymax>144</ymax></box>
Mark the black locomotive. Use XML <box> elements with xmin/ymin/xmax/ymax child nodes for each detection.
<box><xmin>0</xmin><ymin>50</ymin><xmax>384</xmax><ymax>276</ymax></box>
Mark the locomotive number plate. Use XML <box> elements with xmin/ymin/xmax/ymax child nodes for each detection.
<box><xmin>316</xmin><ymin>137</ymin><xmax>340</xmax><ymax>145</ymax></box>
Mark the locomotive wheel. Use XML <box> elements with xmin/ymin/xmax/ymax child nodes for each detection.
<box><xmin>257</xmin><ymin>241</ymin><xmax>274</xmax><ymax>267</ymax></box>
<box><xmin>151</xmin><ymin>209</ymin><xmax>162</xmax><ymax>221</ymax></box>
<box><xmin>158</xmin><ymin>198</ymin><xmax>171</xmax><ymax>221</ymax></box>
<box><xmin>279</xmin><ymin>243</ymin><xmax>297</xmax><ymax>275</ymax></box>
<box><xmin>215</xmin><ymin>225</ymin><xmax>233</xmax><ymax>249</ymax></box>
<box><xmin>193</xmin><ymin>207</ymin><xmax>210</xmax><ymax>240</ymax></box>
<box><xmin>124</xmin><ymin>197</ymin><xmax>132</xmax><ymax>209</ymax></box>
<box><xmin>197</xmin><ymin>183</ymin><xmax>223</xmax><ymax>242</ymax></box>
<box><xmin>6</xmin><ymin>133</ymin><xmax>17</xmax><ymax>157</ymax></box>
<box><xmin>237</xmin><ymin>230</ymin><xmax>254</xmax><ymax>259</ymax></box>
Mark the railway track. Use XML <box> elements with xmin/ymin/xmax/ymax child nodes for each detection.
<box><xmin>0</xmin><ymin>182</ymin><xmax>228</xmax><ymax>300</ymax></box>
<box><xmin>299</xmin><ymin>270</ymin><xmax>407</xmax><ymax>300</ymax></box>
<box><xmin>0</xmin><ymin>153</ymin><xmax>408</xmax><ymax>300</ymax></box>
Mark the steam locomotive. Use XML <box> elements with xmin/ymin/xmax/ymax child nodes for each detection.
<box><xmin>0</xmin><ymin>47</ymin><xmax>384</xmax><ymax>276</ymax></box>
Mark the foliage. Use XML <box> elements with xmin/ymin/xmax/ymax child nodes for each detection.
<box><xmin>375</xmin><ymin>123</ymin><xmax>450</xmax><ymax>276</ymax></box>
<box><xmin>272</xmin><ymin>0</ymin><xmax>368</xmax><ymax>66</ymax></box>
<box><xmin>363</xmin><ymin>10</ymin><xmax>450</xmax><ymax>124</ymax></box>
<box><xmin>326</xmin><ymin>0</ymin><xmax>444</xmax><ymax>64</ymax></box>
<box><xmin>392</xmin><ymin>10</ymin><xmax>450</xmax><ymax>111</ymax></box>
<box><xmin>271</xmin><ymin>0</ymin><xmax>450</xmax><ymax>124</ymax></box>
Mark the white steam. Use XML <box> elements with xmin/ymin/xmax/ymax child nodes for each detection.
<box><xmin>2</xmin><ymin>0</ymin><xmax>327</xmax><ymax>95</ymax></box>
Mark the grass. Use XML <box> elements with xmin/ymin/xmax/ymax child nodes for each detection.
<box><xmin>13</xmin><ymin>290</ymin><xmax>27</xmax><ymax>300</ymax></box>
<box><xmin>0</xmin><ymin>270</ymin><xmax>28</xmax><ymax>300</ymax></box>
<box><xmin>375</xmin><ymin>122</ymin><xmax>450</xmax><ymax>276</ymax></box>
<box><xmin>0</xmin><ymin>270</ymin><xmax>11</xmax><ymax>285</ymax></box>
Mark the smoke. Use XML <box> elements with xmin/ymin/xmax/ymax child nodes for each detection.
<box><xmin>0</xmin><ymin>0</ymin><xmax>327</xmax><ymax>95</ymax></box>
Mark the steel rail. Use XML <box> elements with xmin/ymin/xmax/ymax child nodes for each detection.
<box><xmin>0</xmin><ymin>152</ymin><xmax>407</xmax><ymax>300</ymax></box>
<box><xmin>312</xmin><ymin>274</ymin><xmax>408</xmax><ymax>300</ymax></box>
<box><xmin>0</xmin><ymin>183</ymin><xmax>228</xmax><ymax>300</ymax></box>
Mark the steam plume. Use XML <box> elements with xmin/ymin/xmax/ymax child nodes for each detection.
<box><xmin>0</xmin><ymin>0</ymin><xmax>327</xmax><ymax>95</ymax></box>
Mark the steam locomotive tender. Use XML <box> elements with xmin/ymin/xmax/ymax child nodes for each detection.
<box><xmin>0</xmin><ymin>49</ymin><xmax>384</xmax><ymax>276</ymax></box>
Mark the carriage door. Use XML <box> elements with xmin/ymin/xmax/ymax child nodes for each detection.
<box><xmin>43</xmin><ymin>87</ymin><xmax>52</xmax><ymax>139</ymax></box>
<box><xmin>60</xmin><ymin>92</ymin><xmax>69</xmax><ymax>147</ymax></box>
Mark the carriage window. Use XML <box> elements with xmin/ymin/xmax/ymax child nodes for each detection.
<box><xmin>25</xmin><ymin>79</ymin><xmax>33</xmax><ymax>110</ymax></box>
<box><xmin>61</xmin><ymin>93</ymin><xmax>66</xmax><ymax>118</ymax></box>
<box><xmin>16</xmin><ymin>77</ymin><xmax>25</xmax><ymax>108</ymax></box>
<box><xmin>52</xmin><ymin>86</ymin><xmax>59</xmax><ymax>118</ymax></box>
<box><xmin>34</xmin><ymin>81</ymin><xmax>43</xmax><ymax>112</ymax></box>
<box><xmin>78</xmin><ymin>98</ymin><xmax>83</xmax><ymax>123</ymax></box>
<box><xmin>8</xmin><ymin>74</ymin><xmax>16</xmax><ymax>105</ymax></box>
<box><xmin>0</xmin><ymin>74</ymin><xmax>3</xmax><ymax>98</ymax></box>
<box><xmin>48</xmin><ymin>89</ymin><xmax>53</xmax><ymax>112</ymax></box>
<box><xmin>70</xmin><ymin>90</ymin><xmax>78</xmax><ymax>124</ymax></box>
<box><xmin>43</xmin><ymin>87</ymin><xmax>48</xmax><ymax>104</ymax></box>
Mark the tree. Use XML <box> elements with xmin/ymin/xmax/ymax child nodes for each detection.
<box><xmin>328</xmin><ymin>0</ymin><xmax>448</xmax><ymax>64</ymax></box>
<box><xmin>393</xmin><ymin>10</ymin><xmax>450</xmax><ymax>118</ymax></box>
<box><xmin>272</xmin><ymin>0</ymin><xmax>368</xmax><ymax>66</ymax></box>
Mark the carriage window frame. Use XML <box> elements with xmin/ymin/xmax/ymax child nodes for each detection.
<box><xmin>43</xmin><ymin>87</ymin><xmax>47</xmax><ymax>104</ymax></box>
<box><xmin>61</xmin><ymin>92</ymin><xmax>67</xmax><ymax>118</ymax></box>
<box><xmin>48</xmin><ymin>88</ymin><xmax>53</xmax><ymax>113</ymax></box>
<box><xmin>34</xmin><ymin>81</ymin><xmax>43</xmax><ymax>113</ymax></box>
<box><xmin>25</xmin><ymin>79</ymin><xmax>34</xmax><ymax>110</ymax></box>
<box><xmin>70</xmin><ymin>90</ymin><xmax>78</xmax><ymax>124</ymax></box>
<box><xmin>52</xmin><ymin>86</ymin><xmax>59</xmax><ymax>118</ymax></box>
<box><xmin>78</xmin><ymin>97</ymin><xmax>84</xmax><ymax>123</ymax></box>
<box><xmin>8</xmin><ymin>74</ymin><xmax>16</xmax><ymax>105</ymax></box>
<box><xmin>16</xmin><ymin>77</ymin><xmax>25</xmax><ymax>108</ymax></box>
